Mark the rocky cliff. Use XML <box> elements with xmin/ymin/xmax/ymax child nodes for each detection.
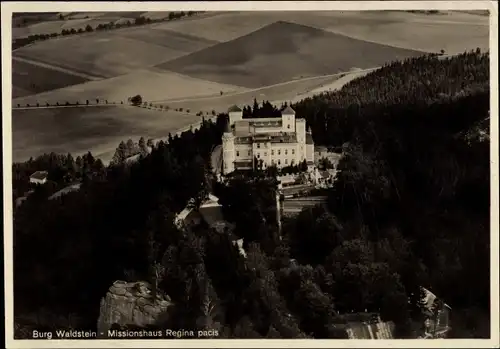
<box><xmin>97</xmin><ymin>280</ymin><xmax>173</xmax><ymax>337</ymax></box>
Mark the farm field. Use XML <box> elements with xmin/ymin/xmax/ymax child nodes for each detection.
<box><xmin>108</xmin><ymin>27</ymin><xmax>219</xmax><ymax>50</ymax></box>
<box><xmin>150</xmin><ymin>73</ymin><xmax>343</xmax><ymax>114</ymax></box>
<box><xmin>12</xmin><ymin>12</ymin><xmax>156</xmax><ymax>39</ymax></box>
<box><xmin>12</xmin><ymin>58</ymin><xmax>90</xmax><ymax>99</ymax></box>
<box><xmin>13</xmin><ymin>69</ymin><xmax>248</xmax><ymax>107</ymax></box>
<box><xmin>157</xmin><ymin>10</ymin><xmax>489</xmax><ymax>54</ymax></box>
<box><xmin>13</xmin><ymin>33</ymin><xmax>200</xmax><ymax>78</ymax></box>
<box><xmin>12</xmin><ymin>106</ymin><xmax>205</xmax><ymax>163</ymax></box>
<box><xmin>158</xmin><ymin>21</ymin><xmax>424</xmax><ymax>88</ymax></box>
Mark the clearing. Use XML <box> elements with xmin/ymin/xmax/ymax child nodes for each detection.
<box><xmin>157</xmin><ymin>21</ymin><xmax>425</xmax><ymax>88</ymax></box>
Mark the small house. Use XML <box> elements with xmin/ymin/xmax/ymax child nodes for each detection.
<box><xmin>29</xmin><ymin>171</ymin><xmax>48</xmax><ymax>185</ymax></box>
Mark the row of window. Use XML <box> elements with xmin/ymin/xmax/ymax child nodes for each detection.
<box><xmin>236</xmin><ymin>149</ymin><xmax>296</xmax><ymax>157</ymax></box>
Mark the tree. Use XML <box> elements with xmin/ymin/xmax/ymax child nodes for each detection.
<box><xmin>129</xmin><ymin>95</ymin><xmax>142</xmax><ymax>106</ymax></box>
<box><xmin>138</xmin><ymin>137</ymin><xmax>148</xmax><ymax>156</ymax></box>
<box><xmin>111</xmin><ymin>141</ymin><xmax>128</xmax><ymax>165</ymax></box>
<box><xmin>85</xmin><ymin>24</ymin><xmax>93</xmax><ymax>32</ymax></box>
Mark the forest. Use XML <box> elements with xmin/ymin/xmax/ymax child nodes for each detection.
<box><xmin>12</xmin><ymin>50</ymin><xmax>490</xmax><ymax>339</ymax></box>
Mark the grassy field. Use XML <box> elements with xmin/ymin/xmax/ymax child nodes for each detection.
<box><xmin>13</xmin><ymin>68</ymin><xmax>247</xmax><ymax>107</ymax></box>
<box><xmin>158</xmin><ymin>21</ymin><xmax>424</xmax><ymax>88</ymax></box>
<box><xmin>12</xmin><ymin>58</ymin><xmax>90</xmax><ymax>99</ymax></box>
<box><xmin>12</xmin><ymin>106</ymin><xmax>206</xmax><ymax>163</ymax></box>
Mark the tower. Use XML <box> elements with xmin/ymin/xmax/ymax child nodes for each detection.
<box><xmin>228</xmin><ymin>105</ymin><xmax>243</xmax><ymax>126</ymax></box>
<box><xmin>281</xmin><ymin>105</ymin><xmax>296</xmax><ymax>132</ymax></box>
<box><xmin>222</xmin><ymin>118</ymin><xmax>235</xmax><ymax>175</ymax></box>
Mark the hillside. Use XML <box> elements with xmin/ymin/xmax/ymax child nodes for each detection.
<box><xmin>158</xmin><ymin>21</ymin><xmax>425</xmax><ymax>88</ymax></box>
<box><xmin>12</xmin><ymin>51</ymin><xmax>490</xmax><ymax>339</ymax></box>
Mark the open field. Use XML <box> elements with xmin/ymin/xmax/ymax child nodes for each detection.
<box><xmin>13</xmin><ymin>12</ymin><xmax>154</xmax><ymax>39</ymax></box>
<box><xmin>13</xmin><ymin>33</ymin><xmax>201</xmax><ymax>78</ymax></box>
<box><xmin>148</xmin><ymin>73</ymin><xmax>347</xmax><ymax>113</ymax></box>
<box><xmin>12</xmin><ymin>106</ymin><xmax>206</xmax><ymax>163</ymax></box>
<box><xmin>158</xmin><ymin>21</ymin><xmax>423</xmax><ymax>88</ymax></box>
<box><xmin>109</xmin><ymin>27</ymin><xmax>219</xmax><ymax>50</ymax></box>
<box><xmin>157</xmin><ymin>11</ymin><xmax>489</xmax><ymax>54</ymax></box>
<box><xmin>13</xmin><ymin>68</ymin><xmax>248</xmax><ymax>107</ymax></box>
<box><xmin>12</xmin><ymin>58</ymin><xmax>90</xmax><ymax>99</ymax></box>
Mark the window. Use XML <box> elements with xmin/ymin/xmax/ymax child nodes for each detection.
<box><xmin>278</xmin><ymin>150</ymin><xmax>281</xmax><ymax>155</ymax></box>
<box><xmin>285</xmin><ymin>159</ymin><xmax>288</xmax><ymax>164</ymax></box>
<box><xmin>264</xmin><ymin>152</ymin><xmax>267</xmax><ymax>156</ymax></box>
<box><xmin>257</xmin><ymin>153</ymin><xmax>260</xmax><ymax>158</ymax></box>
<box><xmin>271</xmin><ymin>150</ymin><xmax>274</xmax><ymax>155</ymax></box>
<box><xmin>257</xmin><ymin>143</ymin><xmax>261</xmax><ymax>148</ymax></box>
<box><xmin>278</xmin><ymin>160</ymin><xmax>281</xmax><ymax>165</ymax></box>
<box><xmin>292</xmin><ymin>149</ymin><xmax>295</xmax><ymax>155</ymax></box>
<box><xmin>285</xmin><ymin>150</ymin><xmax>288</xmax><ymax>155</ymax></box>
<box><xmin>248</xmin><ymin>150</ymin><xmax>251</xmax><ymax>156</ymax></box>
<box><xmin>236</xmin><ymin>151</ymin><xmax>240</xmax><ymax>157</ymax></box>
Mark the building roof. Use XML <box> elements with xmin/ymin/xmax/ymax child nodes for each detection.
<box><xmin>30</xmin><ymin>171</ymin><xmax>48</xmax><ymax>180</ymax></box>
<box><xmin>228</xmin><ymin>105</ymin><xmax>242</xmax><ymax>113</ymax></box>
<box><xmin>282</xmin><ymin>105</ymin><xmax>296</xmax><ymax>115</ymax></box>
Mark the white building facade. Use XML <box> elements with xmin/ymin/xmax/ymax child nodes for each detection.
<box><xmin>222</xmin><ymin>105</ymin><xmax>315</xmax><ymax>175</ymax></box>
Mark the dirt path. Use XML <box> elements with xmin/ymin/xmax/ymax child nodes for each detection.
<box><xmin>13</xmin><ymin>56</ymin><xmax>103</xmax><ymax>81</ymax></box>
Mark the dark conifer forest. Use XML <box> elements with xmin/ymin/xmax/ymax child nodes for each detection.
<box><xmin>12</xmin><ymin>50</ymin><xmax>490</xmax><ymax>339</ymax></box>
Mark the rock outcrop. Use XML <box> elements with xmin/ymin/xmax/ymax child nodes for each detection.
<box><xmin>97</xmin><ymin>280</ymin><xmax>173</xmax><ymax>337</ymax></box>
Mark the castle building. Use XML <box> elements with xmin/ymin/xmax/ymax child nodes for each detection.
<box><xmin>222</xmin><ymin>105</ymin><xmax>315</xmax><ymax>175</ymax></box>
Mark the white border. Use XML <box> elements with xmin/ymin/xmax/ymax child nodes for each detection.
<box><xmin>2</xmin><ymin>1</ymin><xmax>498</xmax><ymax>348</ymax></box>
